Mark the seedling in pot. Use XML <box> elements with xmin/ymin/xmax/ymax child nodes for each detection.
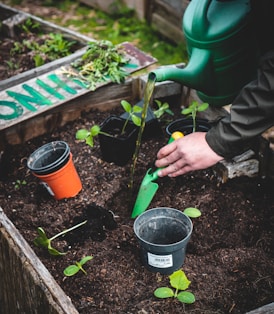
<box><xmin>63</xmin><ymin>256</ymin><xmax>93</xmax><ymax>276</ymax></box>
<box><xmin>153</xmin><ymin>99</ymin><xmax>174</xmax><ymax>121</ymax></box>
<box><xmin>181</xmin><ymin>100</ymin><xmax>209</xmax><ymax>132</ymax></box>
<box><xmin>154</xmin><ymin>269</ymin><xmax>195</xmax><ymax>304</ymax></box>
<box><xmin>34</xmin><ymin>220</ymin><xmax>87</xmax><ymax>256</ymax></box>
<box><xmin>75</xmin><ymin>100</ymin><xmax>142</xmax><ymax>147</ymax></box>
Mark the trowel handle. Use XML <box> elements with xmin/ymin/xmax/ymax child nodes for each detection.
<box><xmin>150</xmin><ymin>131</ymin><xmax>184</xmax><ymax>178</ymax></box>
<box><xmin>169</xmin><ymin>131</ymin><xmax>184</xmax><ymax>143</ymax></box>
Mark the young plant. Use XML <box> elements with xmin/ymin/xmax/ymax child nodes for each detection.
<box><xmin>34</xmin><ymin>220</ymin><xmax>87</xmax><ymax>256</ymax></box>
<box><xmin>75</xmin><ymin>100</ymin><xmax>142</xmax><ymax>147</ymax></box>
<box><xmin>181</xmin><ymin>100</ymin><xmax>209</xmax><ymax>132</ymax></box>
<box><xmin>11</xmin><ymin>33</ymin><xmax>76</xmax><ymax>67</ymax></box>
<box><xmin>183</xmin><ymin>207</ymin><xmax>201</xmax><ymax>218</ymax></box>
<box><xmin>19</xmin><ymin>17</ymin><xmax>40</xmax><ymax>34</ymax></box>
<box><xmin>14</xmin><ymin>179</ymin><xmax>27</xmax><ymax>190</ymax></box>
<box><xmin>63</xmin><ymin>256</ymin><xmax>93</xmax><ymax>276</ymax></box>
<box><xmin>153</xmin><ymin>99</ymin><xmax>174</xmax><ymax>120</ymax></box>
<box><xmin>154</xmin><ymin>269</ymin><xmax>195</xmax><ymax>304</ymax></box>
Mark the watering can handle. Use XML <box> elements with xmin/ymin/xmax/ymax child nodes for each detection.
<box><xmin>192</xmin><ymin>0</ymin><xmax>212</xmax><ymax>37</ymax></box>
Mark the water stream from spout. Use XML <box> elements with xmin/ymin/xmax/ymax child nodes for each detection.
<box><xmin>129</xmin><ymin>74</ymin><xmax>156</xmax><ymax>191</ymax></box>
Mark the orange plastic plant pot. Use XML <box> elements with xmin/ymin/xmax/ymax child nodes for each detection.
<box><xmin>33</xmin><ymin>153</ymin><xmax>82</xmax><ymax>200</ymax></box>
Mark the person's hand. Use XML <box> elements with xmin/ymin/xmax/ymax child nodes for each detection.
<box><xmin>155</xmin><ymin>132</ymin><xmax>223</xmax><ymax>177</ymax></box>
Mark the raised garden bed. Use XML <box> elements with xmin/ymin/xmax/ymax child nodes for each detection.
<box><xmin>0</xmin><ymin>101</ymin><xmax>273</xmax><ymax>313</ymax></box>
<box><xmin>0</xmin><ymin>3</ymin><xmax>273</xmax><ymax>314</ymax></box>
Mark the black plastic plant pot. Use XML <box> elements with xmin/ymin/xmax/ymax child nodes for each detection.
<box><xmin>120</xmin><ymin>99</ymin><xmax>163</xmax><ymax>140</ymax></box>
<box><xmin>133</xmin><ymin>207</ymin><xmax>193</xmax><ymax>275</ymax></box>
<box><xmin>98</xmin><ymin>115</ymin><xmax>139</xmax><ymax>166</ymax></box>
<box><xmin>166</xmin><ymin>117</ymin><xmax>211</xmax><ymax>136</ymax></box>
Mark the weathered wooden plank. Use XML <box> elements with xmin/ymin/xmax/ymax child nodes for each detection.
<box><xmin>0</xmin><ymin>207</ymin><xmax>79</xmax><ymax>314</ymax></box>
<box><xmin>78</xmin><ymin>0</ymin><xmax>147</xmax><ymax>19</ymax></box>
<box><xmin>246</xmin><ymin>303</ymin><xmax>274</xmax><ymax>314</ymax></box>
<box><xmin>2</xmin><ymin>79</ymin><xmax>135</xmax><ymax>147</ymax></box>
<box><xmin>148</xmin><ymin>0</ymin><xmax>188</xmax><ymax>43</ymax></box>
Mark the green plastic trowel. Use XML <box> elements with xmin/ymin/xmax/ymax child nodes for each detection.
<box><xmin>131</xmin><ymin>131</ymin><xmax>184</xmax><ymax>218</ymax></box>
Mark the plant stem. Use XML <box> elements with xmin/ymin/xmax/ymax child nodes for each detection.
<box><xmin>50</xmin><ymin>220</ymin><xmax>87</xmax><ymax>241</ymax></box>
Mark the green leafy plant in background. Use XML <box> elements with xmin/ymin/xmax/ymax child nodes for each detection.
<box><xmin>154</xmin><ymin>269</ymin><xmax>195</xmax><ymax>304</ymax></box>
<box><xmin>75</xmin><ymin>100</ymin><xmax>142</xmax><ymax>147</ymax></box>
<box><xmin>34</xmin><ymin>220</ymin><xmax>87</xmax><ymax>256</ymax></box>
<box><xmin>60</xmin><ymin>40</ymin><xmax>129</xmax><ymax>90</ymax></box>
<box><xmin>19</xmin><ymin>17</ymin><xmax>40</xmax><ymax>34</ymax></box>
<box><xmin>11</xmin><ymin>32</ymin><xmax>76</xmax><ymax>67</ymax></box>
<box><xmin>181</xmin><ymin>101</ymin><xmax>209</xmax><ymax>132</ymax></box>
<box><xmin>41</xmin><ymin>1</ymin><xmax>187</xmax><ymax>66</ymax></box>
<box><xmin>63</xmin><ymin>256</ymin><xmax>93</xmax><ymax>276</ymax></box>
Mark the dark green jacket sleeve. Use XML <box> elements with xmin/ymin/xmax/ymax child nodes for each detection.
<box><xmin>206</xmin><ymin>51</ymin><xmax>274</xmax><ymax>158</ymax></box>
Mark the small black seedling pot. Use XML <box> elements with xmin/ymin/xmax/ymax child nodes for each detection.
<box><xmin>98</xmin><ymin>115</ymin><xmax>139</xmax><ymax>166</ymax></box>
<box><xmin>166</xmin><ymin>117</ymin><xmax>211</xmax><ymax>136</ymax></box>
<box><xmin>134</xmin><ymin>207</ymin><xmax>193</xmax><ymax>275</ymax></box>
<box><xmin>120</xmin><ymin>99</ymin><xmax>162</xmax><ymax>139</ymax></box>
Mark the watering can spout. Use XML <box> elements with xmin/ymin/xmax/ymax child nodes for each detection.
<box><xmin>149</xmin><ymin>48</ymin><xmax>213</xmax><ymax>95</ymax></box>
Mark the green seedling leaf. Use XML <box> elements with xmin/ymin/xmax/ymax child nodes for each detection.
<box><xmin>34</xmin><ymin>227</ymin><xmax>66</xmax><ymax>256</ymax></box>
<box><xmin>90</xmin><ymin>125</ymin><xmax>101</xmax><ymax>136</ymax></box>
<box><xmin>132</xmin><ymin>105</ymin><xmax>143</xmax><ymax>113</ymax></box>
<box><xmin>183</xmin><ymin>207</ymin><xmax>201</xmax><ymax>218</ymax></box>
<box><xmin>34</xmin><ymin>227</ymin><xmax>49</xmax><ymax>248</ymax></box>
<box><xmin>197</xmin><ymin>102</ymin><xmax>209</xmax><ymax>112</ymax></box>
<box><xmin>181</xmin><ymin>107</ymin><xmax>192</xmax><ymax>115</ymax></box>
<box><xmin>153</xmin><ymin>99</ymin><xmax>174</xmax><ymax>119</ymax></box>
<box><xmin>177</xmin><ymin>291</ymin><xmax>196</xmax><ymax>304</ymax></box>
<box><xmin>63</xmin><ymin>265</ymin><xmax>79</xmax><ymax>276</ymax></box>
<box><xmin>34</xmin><ymin>220</ymin><xmax>87</xmax><ymax>256</ymax></box>
<box><xmin>76</xmin><ymin>129</ymin><xmax>90</xmax><ymax>140</ymax></box>
<box><xmin>154</xmin><ymin>287</ymin><xmax>174</xmax><ymax>298</ymax></box>
<box><xmin>132</xmin><ymin>115</ymin><xmax>141</xmax><ymax>126</ymax></box>
<box><xmin>64</xmin><ymin>255</ymin><xmax>93</xmax><ymax>277</ymax></box>
<box><xmin>121</xmin><ymin>100</ymin><xmax>131</xmax><ymax>113</ymax></box>
<box><xmin>79</xmin><ymin>255</ymin><xmax>93</xmax><ymax>266</ymax></box>
<box><xmin>169</xmin><ymin>269</ymin><xmax>191</xmax><ymax>291</ymax></box>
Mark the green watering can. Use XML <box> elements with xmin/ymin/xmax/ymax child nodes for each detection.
<box><xmin>149</xmin><ymin>0</ymin><xmax>259</xmax><ymax>106</ymax></box>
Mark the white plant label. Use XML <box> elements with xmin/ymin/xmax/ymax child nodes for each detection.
<box><xmin>147</xmin><ymin>252</ymin><xmax>173</xmax><ymax>268</ymax></box>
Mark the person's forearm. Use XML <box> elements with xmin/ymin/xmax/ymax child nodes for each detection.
<box><xmin>206</xmin><ymin>50</ymin><xmax>274</xmax><ymax>158</ymax></box>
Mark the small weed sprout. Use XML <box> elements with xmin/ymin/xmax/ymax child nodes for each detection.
<box><xmin>181</xmin><ymin>100</ymin><xmax>209</xmax><ymax>132</ymax></box>
<box><xmin>20</xmin><ymin>18</ymin><xmax>40</xmax><ymax>34</ymax></box>
<box><xmin>14</xmin><ymin>179</ymin><xmax>27</xmax><ymax>189</ymax></box>
<box><xmin>34</xmin><ymin>220</ymin><xmax>87</xmax><ymax>256</ymax></box>
<box><xmin>63</xmin><ymin>256</ymin><xmax>93</xmax><ymax>276</ymax></box>
<box><xmin>75</xmin><ymin>100</ymin><xmax>142</xmax><ymax>147</ymax></box>
<box><xmin>154</xmin><ymin>269</ymin><xmax>195</xmax><ymax>304</ymax></box>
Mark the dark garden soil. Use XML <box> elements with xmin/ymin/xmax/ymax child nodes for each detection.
<box><xmin>0</xmin><ymin>1</ymin><xmax>273</xmax><ymax>314</ymax></box>
<box><xmin>0</xmin><ymin>103</ymin><xmax>274</xmax><ymax>314</ymax></box>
